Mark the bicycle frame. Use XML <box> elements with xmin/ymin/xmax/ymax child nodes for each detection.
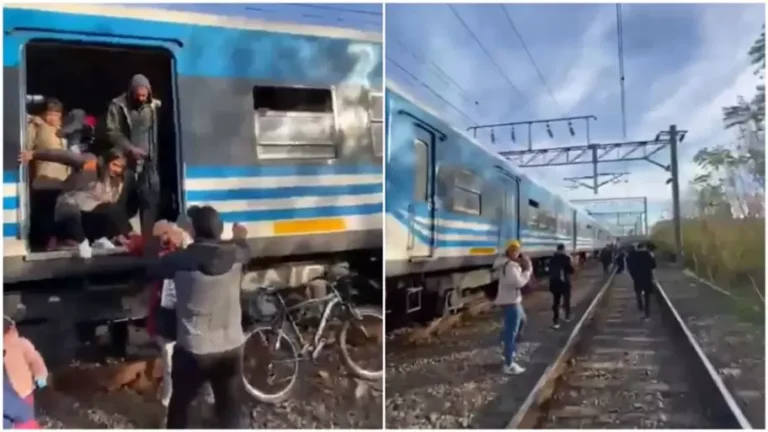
<box><xmin>269</xmin><ymin>284</ymin><xmax>354</xmax><ymax>361</ymax></box>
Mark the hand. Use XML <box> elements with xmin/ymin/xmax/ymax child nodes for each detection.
<box><xmin>18</xmin><ymin>151</ymin><xmax>34</xmax><ymax>165</ymax></box>
<box><xmin>232</xmin><ymin>223</ymin><xmax>248</xmax><ymax>240</ymax></box>
<box><xmin>129</xmin><ymin>146</ymin><xmax>147</xmax><ymax>159</ymax></box>
<box><xmin>518</xmin><ymin>255</ymin><xmax>532</xmax><ymax>271</ymax></box>
<box><xmin>35</xmin><ymin>376</ymin><xmax>47</xmax><ymax>389</ymax></box>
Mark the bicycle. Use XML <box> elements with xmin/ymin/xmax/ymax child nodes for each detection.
<box><xmin>240</xmin><ymin>274</ymin><xmax>383</xmax><ymax>404</ymax></box>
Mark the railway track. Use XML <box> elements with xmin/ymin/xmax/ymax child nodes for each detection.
<box><xmin>385</xmin><ymin>264</ymin><xmax>611</xmax><ymax>429</ymax></box>
<box><xmin>509</xmin><ymin>271</ymin><xmax>752</xmax><ymax>429</ymax></box>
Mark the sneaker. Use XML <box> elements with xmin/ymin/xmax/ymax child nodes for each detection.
<box><xmin>552</xmin><ymin>323</ymin><xmax>561</xmax><ymax>329</ymax></box>
<box><xmin>503</xmin><ymin>362</ymin><xmax>525</xmax><ymax>375</ymax></box>
<box><xmin>77</xmin><ymin>239</ymin><xmax>93</xmax><ymax>259</ymax></box>
<box><xmin>563</xmin><ymin>316</ymin><xmax>572</xmax><ymax>323</ymax></box>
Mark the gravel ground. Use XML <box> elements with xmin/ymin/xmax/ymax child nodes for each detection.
<box><xmin>385</xmin><ymin>264</ymin><xmax>611</xmax><ymax>429</ymax></box>
<box><xmin>655</xmin><ymin>265</ymin><xmax>765</xmax><ymax>428</ymax></box>
<box><xmin>27</xmin><ymin>321</ymin><xmax>383</xmax><ymax>429</ymax></box>
<box><xmin>541</xmin><ymin>272</ymin><xmax>713</xmax><ymax>429</ymax></box>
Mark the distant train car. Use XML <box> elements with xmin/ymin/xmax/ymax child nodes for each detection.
<box><xmin>385</xmin><ymin>81</ymin><xmax>613</xmax><ymax>318</ymax></box>
<box><xmin>3</xmin><ymin>3</ymin><xmax>382</xmax><ymax>360</ymax></box>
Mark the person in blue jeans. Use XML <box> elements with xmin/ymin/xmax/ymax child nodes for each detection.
<box><xmin>3</xmin><ymin>366</ymin><xmax>36</xmax><ymax>429</ymax></box>
<box><xmin>493</xmin><ymin>240</ymin><xmax>533</xmax><ymax>375</ymax></box>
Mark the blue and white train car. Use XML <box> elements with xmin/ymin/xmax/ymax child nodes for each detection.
<box><xmin>385</xmin><ymin>82</ymin><xmax>612</xmax><ymax>317</ymax></box>
<box><xmin>3</xmin><ymin>4</ymin><xmax>382</xmax><ymax>333</ymax></box>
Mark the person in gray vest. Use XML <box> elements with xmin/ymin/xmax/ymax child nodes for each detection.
<box><xmin>103</xmin><ymin>74</ymin><xmax>161</xmax><ymax>239</ymax></box>
<box><xmin>146</xmin><ymin>206</ymin><xmax>250</xmax><ymax>428</ymax></box>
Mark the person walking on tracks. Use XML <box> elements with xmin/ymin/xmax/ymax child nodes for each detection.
<box><xmin>549</xmin><ymin>244</ymin><xmax>575</xmax><ymax>329</ymax></box>
<box><xmin>599</xmin><ymin>245</ymin><xmax>613</xmax><ymax>274</ymax></box>
<box><xmin>494</xmin><ymin>240</ymin><xmax>533</xmax><ymax>375</ymax></box>
<box><xmin>146</xmin><ymin>206</ymin><xmax>250</xmax><ymax>428</ymax></box>
<box><xmin>627</xmin><ymin>242</ymin><xmax>657</xmax><ymax>320</ymax></box>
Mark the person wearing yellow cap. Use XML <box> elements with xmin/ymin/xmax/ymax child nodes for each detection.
<box><xmin>492</xmin><ymin>239</ymin><xmax>533</xmax><ymax>375</ymax></box>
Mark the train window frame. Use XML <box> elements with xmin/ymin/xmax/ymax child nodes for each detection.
<box><xmin>252</xmin><ymin>84</ymin><xmax>338</xmax><ymax>161</ymax></box>
<box><xmin>369</xmin><ymin>92</ymin><xmax>383</xmax><ymax>157</ymax></box>
<box><xmin>452</xmin><ymin>169</ymin><xmax>482</xmax><ymax>216</ymax></box>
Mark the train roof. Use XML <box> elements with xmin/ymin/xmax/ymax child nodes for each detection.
<box><xmin>387</xmin><ymin>80</ymin><xmax>612</xmax><ymax>232</ymax></box>
<box><xmin>6</xmin><ymin>3</ymin><xmax>382</xmax><ymax>43</ymax></box>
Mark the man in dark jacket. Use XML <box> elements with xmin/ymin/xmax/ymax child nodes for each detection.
<box><xmin>627</xmin><ymin>242</ymin><xmax>657</xmax><ymax>319</ymax></box>
<box><xmin>103</xmin><ymin>74</ymin><xmax>162</xmax><ymax>239</ymax></box>
<box><xmin>147</xmin><ymin>206</ymin><xmax>250</xmax><ymax>428</ymax></box>
<box><xmin>599</xmin><ymin>245</ymin><xmax>613</xmax><ymax>274</ymax></box>
<box><xmin>549</xmin><ymin>244</ymin><xmax>575</xmax><ymax>329</ymax></box>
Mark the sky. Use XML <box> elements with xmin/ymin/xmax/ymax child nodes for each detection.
<box><xmin>386</xmin><ymin>3</ymin><xmax>765</xmax><ymax>232</ymax></box>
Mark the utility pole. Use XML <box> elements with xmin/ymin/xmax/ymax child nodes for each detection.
<box><xmin>668</xmin><ymin>124</ymin><xmax>683</xmax><ymax>261</ymax></box>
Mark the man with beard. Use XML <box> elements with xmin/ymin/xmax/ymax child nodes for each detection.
<box><xmin>103</xmin><ymin>74</ymin><xmax>162</xmax><ymax>240</ymax></box>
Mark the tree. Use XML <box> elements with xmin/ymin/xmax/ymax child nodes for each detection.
<box><xmin>692</xmin><ymin>26</ymin><xmax>766</xmax><ymax>218</ymax></box>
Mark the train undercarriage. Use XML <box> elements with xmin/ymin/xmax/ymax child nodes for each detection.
<box><xmin>4</xmin><ymin>250</ymin><xmax>382</xmax><ymax>369</ymax></box>
<box><xmin>385</xmin><ymin>250</ymin><xmax>592</xmax><ymax>327</ymax></box>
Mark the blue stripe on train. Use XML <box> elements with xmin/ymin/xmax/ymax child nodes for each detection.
<box><xmin>4</xmin><ymin>197</ymin><xmax>18</xmax><ymax>210</ymax></box>
<box><xmin>4</xmin><ymin>171</ymin><xmax>19</xmax><ymax>183</ymax></box>
<box><xmin>4</xmin><ymin>223</ymin><xmax>18</xmax><ymax>238</ymax></box>
<box><xmin>215</xmin><ymin>203</ymin><xmax>381</xmax><ymax>223</ymax></box>
<box><xmin>3</xmin><ymin>8</ymin><xmax>382</xmax><ymax>85</ymax></box>
<box><xmin>186</xmin><ymin>183</ymin><xmax>381</xmax><ymax>202</ymax></box>
<box><xmin>186</xmin><ymin>164</ymin><xmax>381</xmax><ymax>179</ymax></box>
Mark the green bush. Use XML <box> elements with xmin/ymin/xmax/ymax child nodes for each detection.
<box><xmin>651</xmin><ymin>218</ymin><xmax>765</xmax><ymax>298</ymax></box>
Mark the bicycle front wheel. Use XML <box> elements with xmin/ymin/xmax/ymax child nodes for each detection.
<box><xmin>242</xmin><ymin>324</ymin><xmax>300</xmax><ymax>404</ymax></box>
<box><xmin>338</xmin><ymin>306</ymin><xmax>383</xmax><ymax>380</ymax></box>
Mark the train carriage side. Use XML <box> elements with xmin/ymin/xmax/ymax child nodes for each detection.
<box><xmin>3</xmin><ymin>4</ymin><xmax>382</xmax><ymax>361</ymax></box>
<box><xmin>385</xmin><ymin>83</ymin><xmax>612</xmax><ymax>321</ymax></box>
<box><xmin>386</xmin><ymin>85</ymin><xmax>524</xmax><ymax>317</ymax></box>
<box><xmin>4</xmin><ymin>4</ymin><xmax>383</xmax><ymax>285</ymax></box>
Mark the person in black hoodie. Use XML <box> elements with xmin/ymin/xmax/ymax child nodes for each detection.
<box><xmin>599</xmin><ymin>245</ymin><xmax>613</xmax><ymax>274</ymax></box>
<box><xmin>102</xmin><ymin>74</ymin><xmax>162</xmax><ymax>239</ymax></box>
<box><xmin>548</xmin><ymin>244</ymin><xmax>575</xmax><ymax>329</ymax></box>
<box><xmin>146</xmin><ymin>206</ymin><xmax>250</xmax><ymax>428</ymax></box>
<box><xmin>627</xmin><ymin>242</ymin><xmax>657</xmax><ymax>319</ymax></box>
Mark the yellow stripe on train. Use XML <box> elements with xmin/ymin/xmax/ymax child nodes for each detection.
<box><xmin>469</xmin><ymin>247</ymin><xmax>497</xmax><ymax>256</ymax></box>
<box><xmin>273</xmin><ymin>217</ymin><xmax>347</xmax><ymax>235</ymax></box>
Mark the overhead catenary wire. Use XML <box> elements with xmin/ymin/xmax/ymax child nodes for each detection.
<box><xmin>392</xmin><ymin>37</ymin><xmax>477</xmax><ymax>107</ymax></box>
<box><xmin>616</xmin><ymin>3</ymin><xmax>627</xmax><ymax>140</ymax></box>
<box><xmin>446</xmin><ymin>4</ymin><xmax>529</xmax><ymax>108</ymax></box>
<box><xmin>387</xmin><ymin>57</ymin><xmax>478</xmax><ymax>126</ymax></box>
<box><xmin>244</xmin><ymin>6</ymin><xmax>380</xmax><ymax>28</ymax></box>
<box><xmin>285</xmin><ymin>3</ymin><xmax>382</xmax><ymax>16</ymax></box>
<box><xmin>500</xmin><ymin>5</ymin><xmax>564</xmax><ymax>117</ymax></box>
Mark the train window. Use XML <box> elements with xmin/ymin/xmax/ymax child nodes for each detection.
<box><xmin>565</xmin><ymin>214</ymin><xmax>574</xmax><ymax>237</ymax></box>
<box><xmin>413</xmin><ymin>140</ymin><xmax>429</xmax><ymax>202</ymax></box>
<box><xmin>370</xmin><ymin>92</ymin><xmax>383</xmax><ymax>157</ymax></box>
<box><xmin>481</xmin><ymin>184</ymin><xmax>502</xmax><ymax>219</ymax></box>
<box><xmin>252</xmin><ymin>85</ymin><xmax>336</xmax><ymax>160</ymax></box>
<box><xmin>542</xmin><ymin>209</ymin><xmax>556</xmax><ymax>233</ymax></box>
<box><xmin>528</xmin><ymin>199</ymin><xmax>540</xmax><ymax>229</ymax></box>
<box><xmin>558</xmin><ymin>213</ymin><xmax>568</xmax><ymax>236</ymax></box>
<box><xmin>452</xmin><ymin>170</ymin><xmax>482</xmax><ymax>215</ymax></box>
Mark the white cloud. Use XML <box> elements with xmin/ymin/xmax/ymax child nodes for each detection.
<box><xmin>533</xmin><ymin>7</ymin><xmax>616</xmax><ymax>117</ymax></box>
